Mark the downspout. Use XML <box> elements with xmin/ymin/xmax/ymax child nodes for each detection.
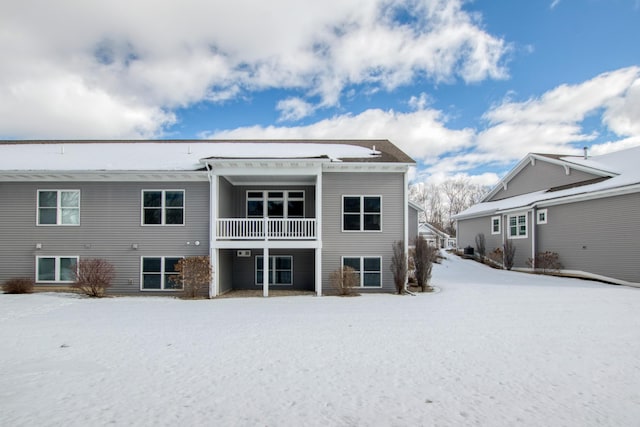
<box><xmin>204</xmin><ymin>162</ymin><xmax>215</xmax><ymax>298</ymax></box>
<box><xmin>531</xmin><ymin>208</ymin><xmax>536</xmax><ymax>271</ymax></box>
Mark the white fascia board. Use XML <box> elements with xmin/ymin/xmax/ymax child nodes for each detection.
<box><xmin>0</xmin><ymin>170</ymin><xmax>209</xmax><ymax>182</ymax></box>
<box><xmin>322</xmin><ymin>162</ymin><xmax>412</xmax><ymax>172</ymax></box>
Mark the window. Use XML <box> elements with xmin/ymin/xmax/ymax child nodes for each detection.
<box><xmin>142</xmin><ymin>190</ymin><xmax>184</xmax><ymax>225</ymax></box>
<box><xmin>246</xmin><ymin>191</ymin><xmax>304</xmax><ymax>218</ymax></box>
<box><xmin>141</xmin><ymin>257</ymin><xmax>183</xmax><ymax>290</ymax></box>
<box><xmin>537</xmin><ymin>209</ymin><xmax>548</xmax><ymax>224</ymax></box>
<box><xmin>37</xmin><ymin>190</ymin><xmax>80</xmax><ymax>225</ymax></box>
<box><xmin>256</xmin><ymin>256</ymin><xmax>293</xmax><ymax>285</ymax></box>
<box><xmin>36</xmin><ymin>256</ymin><xmax>78</xmax><ymax>282</ymax></box>
<box><xmin>342</xmin><ymin>256</ymin><xmax>382</xmax><ymax>288</ymax></box>
<box><xmin>342</xmin><ymin>196</ymin><xmax>381</xmax><ymax>231</ymax></box>
<box><xmin>508</xmin><ymin>214</ymin><xmax>528</xmax><ymax>239</ymax></box>
<box><xmin>491</xmin><ymin>216</ymin><xmax>501</xmax><ymax>235</ymax></box>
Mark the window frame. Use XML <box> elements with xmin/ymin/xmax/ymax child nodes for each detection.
<box><xmin>491</xmin><ymin>216</ymin><xmax>501</xmax><ymax>235</ymax></box>
<box><xmin>141</xmin><ymin>190</ymin><xmax>185</xmax><ymax>226</ymax></box>
<box><xmin>341</xmin><ymin>195</ymin><xmax>382</xmax><ymax>232</ymax></box>
<box><xmin>36</xmin><ymin>189</ymin><xmax>81</xmax><ymax>226</ymax></box>
<box><xmin>507</xmin><ymin>213</ymin><xmax>528</xmax><ymax>239</ymax></box>
<box><xmin>255</xmin><ymin>255</ymin><xmax>293</xmax><ymax>286</ymax></box>
<box><xmin>536</xmin><ymin>209</ymin><xmax>548</xmax><ymax>225</ymax></box>
<box><xmin>341</xmin><ymin>256</ymin><xmax>383</xmax><ymax>288</ymax></box>
<box><xmin>35</xmin><ymin>256</ymin><xmax>79</xmax><ymax>283</ymax></box>
<box><xmin>245</xmin><ymin>190</ymin><xmax>305</xmax><ymax>219</ymax></box>
<box><xmin>140</xmin><ymin>256</ymin><xmax>184</xmax><ymax>291</ymax></box>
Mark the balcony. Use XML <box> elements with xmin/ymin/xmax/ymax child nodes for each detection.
<box><xmin>216</xmin><ymin>218</ymin><xmax>317</xmax><ymax>240</ymax></box>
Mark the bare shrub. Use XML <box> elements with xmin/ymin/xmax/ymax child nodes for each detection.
<box><xmin>171</xmin><ymin>256</ymin><xmax>212</xmax><ymax>298</ymax></box>
<box><xmin>414</xmin><ymin>235</ymin><xmax>437</xmax><ymax>292</ymax></box>
<box><xmin>329</xmin><ymin>266</ymin><xmax>360</xmax><ymax>296</ymax></box>
<box><xmin>475</xmin><ymin>233</ymin><xmax>486</xmax><ymax>262</ymax></box>
<box><xmin>503</xmin><ymin>240</ymin><xmax>516</xmax><ymax>271</ymax></box>
<box><xmin>391</xmin><ymin>240</ymin><xmax>407</xmax><ymax>294</ymax></box>
<box><xmin>527</xmin><ymin>251</ymin><xmax>563</xmax><ymax>274</ymax></box>
<box><xmin>488</xmin><ymin>247</ymin><xmax>504</xmax><ymax>267</ymax></box>
<box><xmin>3</xmin><ymin>277</ymin><xmax>34</xmax><ymax>294</ymax></box>
<box><xmin>73</xmin><ymin>258</ymin><xmax>115</xmax><ymax>297</ymax></box>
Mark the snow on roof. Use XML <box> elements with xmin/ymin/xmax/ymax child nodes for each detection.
<box><xmin>0</xmin><ymin>141</ymin><xmax>394</xmax><ymax>171</ymax></box>
<box><xmin>456</xmin><ymin>145</ymin><xmax>640</xmax><ymax>219</ymax></box>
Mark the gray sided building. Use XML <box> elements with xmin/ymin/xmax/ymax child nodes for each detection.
<box><xmin>455</xmin><ymin>146</ymin><xmax>640</xmax><ymax>287</ymax></box>
<box><xmin>0</xmin><ymin>140</ymin><xmax>416</xmax><ymax>296</ymax></box>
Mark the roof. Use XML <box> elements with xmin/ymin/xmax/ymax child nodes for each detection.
<box><xmin>0</xmin><ymin>139</ymin><xmax>414</xmax><ymax>172</ymax></box>
<box><xmin>418</xmin><ymin>222</ymin><xmax>450</xmax><ymax>238</ymax></box>
<box><xmin>455</xmin><ymin>144</ymin><xmax>640</xmax><ymax>220</ymax></box>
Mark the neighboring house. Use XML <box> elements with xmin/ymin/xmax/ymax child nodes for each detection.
<box><xmin>418</xmin><ymin>222</ymin><xmax>455</xmax><ymax>248</ymax></box>
<box><xmin>0</xmin><ymin>140</ymin><xmax>416</xmax><ymax>297</ymax></box>
<box><xmin>454</xmin><ymin>146</ymin><xmax>640</xmax><ymax>287</ymax></box>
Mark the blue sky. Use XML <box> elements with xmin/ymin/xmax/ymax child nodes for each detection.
<box><xmin>1</xmin><ymin>0</ymin><xmax>638</xmax><ymax>185</ymax></box>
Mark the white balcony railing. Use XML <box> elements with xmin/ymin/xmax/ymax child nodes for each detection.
<box><xmin>217</xmin><ymin>218</ymin><xmax>317</xmax><ymax>240</ymax></box>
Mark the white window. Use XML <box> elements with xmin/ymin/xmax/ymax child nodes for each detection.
<box><xmin>141</xmin><ymin>257</ymin><xmax>183</xmax><ymax>290</ymax></box>
<box><xmin>142</xmin><ymin>190</ymin><xmax>184</xmax><ymax>225</ymax></box>
<box><xmin>537</xmin><ymin>209</ymin><xmax>548</xmax><ymax>224</ymax></box>
<box><xmin>246</xmin><ymin>191</ymin><xmax>304</xmax><ymax>218</ymax></box>
<box><xmin>37</xmin><ymin>190</ymin><xmax>80</xmax><ymax>225</ymax></box>
<box><xmin>342</xmin><ymin>256</ymin><xmax>382</xmax><ymax>288</ymax></box>
<box><xmin>508</xmin><ymin>214</ymin><xmax>528</xmax><ymax>239</ymax></box>
<box><xmin>491</xmin><ymin>216</ymin><xmax>501</xmax><ymax>235</ymax></box>
<box><xmin>256</xmin><ymin>256</ymin><xmax>293</xmax><ymax>285</ymax></box>
<box><xmin>36</xmin><ymin>256</ymin><xmax>78</xmax><ymax>283</ymax></box>
<box><xmin>342</xmin><ymin>196</ymin><xmax>381</xmax><ymax>231</ymax></box>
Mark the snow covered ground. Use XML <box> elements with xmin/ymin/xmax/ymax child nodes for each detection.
<box><xmin>1</xmin><ymin>253</ymin><xmax>639</xmax><ymax>426</ymax></box>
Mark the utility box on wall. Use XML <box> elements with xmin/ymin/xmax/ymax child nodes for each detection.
<box><xmin>237</xmin><ymin>250</ymin><xmax>251</xmax><ymax>257</ymax></box>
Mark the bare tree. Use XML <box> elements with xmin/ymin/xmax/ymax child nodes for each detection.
<box><xmin>413</xmin><ymin>235</ymin><xmax>437</xmax><ymax>292</ymax></box>
<box><xmin>475</xmin><ymin>233</ymin><xmax>486</xmax><ymax>262</ymax></box>
<box><xmin>390</xmin><ymin>240</ymin><xmax>407</xmax><ymax>294</ymax></box>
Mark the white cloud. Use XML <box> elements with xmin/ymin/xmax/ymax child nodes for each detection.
<box><xmin>276</xmin><ymin>98</ymin><xmax>316</xmax><ymax>122</ymax></box>
<box><xmin>0</xmin><ymin>0</ymin><xmax>509</xmax><ymax>138</ymax></box>
<box><xmin>202</xmin><ymin>107</ymin><xmax>475</xmax><ymax>163</ymax></box>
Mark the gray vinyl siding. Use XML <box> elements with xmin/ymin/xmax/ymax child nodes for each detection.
<box><xmin>408</xmin><ymin>207</ymin><xmax>418</xmax><ymax>244</ymax></box>
<box><xmin>321</xmin><ymin>172</ymin><xmax>405</xmax><ymax>293</ymax></box>
<box><xmin>218</xmin><ymin>249</ymin><xmax>234</xmax><ymax>294</ymax></box>
<box><xmin>0</xmin><ymin>181</ymin><xmax>209</xmax><ymax>295</ymax></box>
<box><xmin>489</xmin><ymin>161</ymin><xmax>602</xmax><ymax>201</ymax></box>
<box><xmin>458</xmin><ymin>212</ymin><xmax>532</xmax><ymax>267</ymax></box>
<box><xmin>536</xmin><ymin>193</ymin><xmax>640</xmax><ymax>283</ymax></box>
<box><xmin>226</xmin><ymin>248</ymin><xmax>314</xmax><ymax>291</ymax></box>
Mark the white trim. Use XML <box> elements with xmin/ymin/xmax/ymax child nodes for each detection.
<box><xmin>35</xmin><ymin>255</ymin><xmax>79</xmax><ymax>283</ymax></box>
<box><xmin>491</xmin><ymin>216</ymin><xmax>501</xmax><ymax>235</ymax></box>
<box><xmin>341</xmin><ymin>255</ymin><xmax>383</xmax><ymax>288</ymax></box>
<box><xmin>507</xmin><ymin>213</ymin><xmax>528</xmax><ymax>239</ymax></box>
<box><xmin>341</xmin><ymin>195</ymin><xmax>383</xmax><ymax>232</ymax></box>
<box><xmin>140</xmin><ymin>256</ymin><xmax>184</xmax><ymax>291</ymax></box>
<box><xmin>536</xmin><ymin>209</ymin><xmax>548</xmax><ymax>224</ymax></box>
<box><xmin>36</xmin><ymin>189</ymin><xmax>81</xmax><ymax>226</ymax></box>
<box><xmin>141</xmin><ymin>189</ymin><xmax>186</xmax><ymax>226</ymax></box>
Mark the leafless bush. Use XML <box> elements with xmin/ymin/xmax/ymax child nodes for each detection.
<box><xmin>171</xmin><ymin>256</ymin><xmax>212</xmax><ymax>298</ymax></box>
<box><xmin>475</xmin><ymin>233</ymin><xmax>486</xmax><ymax>261</ymax></box>
<box><xmin>527</xmin><ymin>251</ymin><xmax>563</xmax><ymax>274</ymax></box>
<box><xmin>329</xmin><ymin>266</ymin><xmax>360</xmax><ymax>296</ymax></box>
<box><xmin>414</xmin><ymin>235</ymin><xmax>437</xmax><ymax>292</ymax></box>
<box><xmin>3</xmin><ymin>277</ymin><xmax>34</xmax><ymax>294</ymax></box>
<box><xmin>391</xmin><ymin>241</ymin><xmax>407</xmax><ymax>294</ymax></box>
<box><xmin>488</xmin><ymin>247</ymin><xmax>503</xmax><ymax>267</ymax></box>
<box><xmin>503</xmin><ymin>240</ymin><xmax>516</xmax><ymax>271</ymax></box>
<box><xmin>73</xmin><ymin>258</ymin><xmax>115</xmax><ymax>297</ymax></box>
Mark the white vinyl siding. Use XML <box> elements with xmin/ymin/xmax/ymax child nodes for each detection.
<box><xmin>37</xmin><ymin>190</ymin><xmax>80</xmax><ymax>225</ymax></box>
<box><xmin>36</xmin><ymin>256</ymin><xmax>78</xmax><ymax>283</ymax></box>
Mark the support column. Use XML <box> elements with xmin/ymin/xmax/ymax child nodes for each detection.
<box><xmin>315</xmin><ymin>170</ymin><xmax>323</xmax><ymax>296</ymax></box>
<box><xmin>263</xmin><ymin>247</ymin><xmax>269</xmax><ymax>297</ymax></box>
<box><xmin>315</xmin><ymin>247</ymin><xmax>322</xmax><ymax>296</ymax></box>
